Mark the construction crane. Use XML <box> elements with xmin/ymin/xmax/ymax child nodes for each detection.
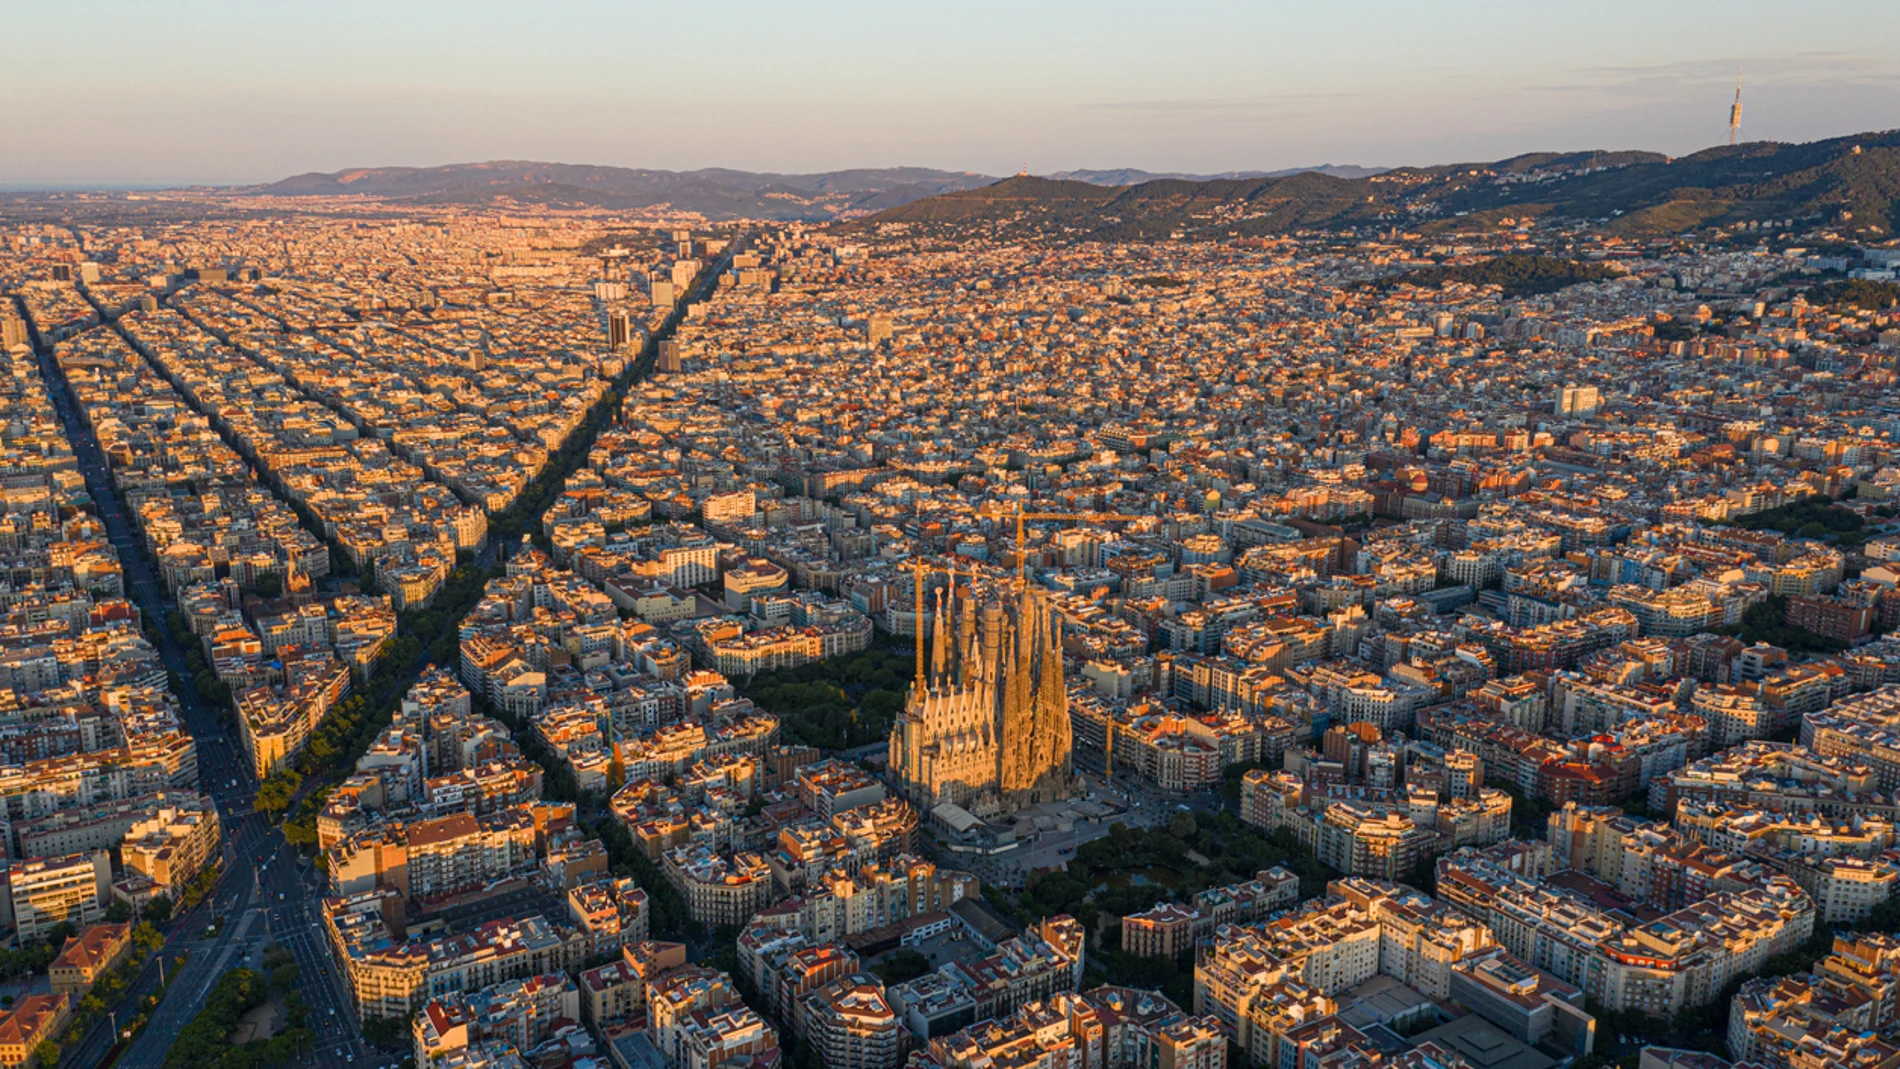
<box><xmin>1012</xmin><ymin>506</ymin><xmax>1148</xmax><ymax>586</ymax></box>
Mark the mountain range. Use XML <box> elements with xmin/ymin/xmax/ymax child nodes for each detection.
<box><xmin>1048</xmin><ymin>165</ymin><xmax>1386</xmax><ymax>185</ymax></box>
<box><xmin>250</xmin><ymin>130</ymin><xmax>1900</xmax><ymax>238</ymax></box>
<box><xmin>256</xmin><ymin>162</ymin><xmax>1000</xmax><ymax>219</ymax></box>
<box><xmin>252</xmin><ymin>161</ymin><xmax>1384</xmax><ymax>220</ymax></box>
<box><xmin>853</xmin><ymin>130</ymin><xmax>1900</xmax><ymax>239</ymax></box>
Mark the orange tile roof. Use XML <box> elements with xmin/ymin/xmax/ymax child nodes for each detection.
<box><xmin>0</xmin><ymin>994</ymin><xmax>69</xmax><ymax>1047</ymax></box>
<box><xmin>52</xmin><ymin>923</ymin><xmax>129</xmax><ymax>974</ymax></box>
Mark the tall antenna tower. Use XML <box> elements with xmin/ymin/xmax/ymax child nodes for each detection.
<box><xmin>1728</xmin><ymin>67</ymin><xmax>1744</xmax><ymax>145</ymax></box>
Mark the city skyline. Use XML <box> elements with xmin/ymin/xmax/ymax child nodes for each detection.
<box><xmin>4</xmin><ymin>0</ymin><xmax>1898</xmax><ymax>186</ymax></box>
<box><xmin>6</xmin><ymin>5</ymin><xmax>1900</xmax><ymax>1069</ymax></box>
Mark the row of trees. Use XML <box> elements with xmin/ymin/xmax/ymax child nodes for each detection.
<box><xmin>262</xmin><ymin>244</ymin><xmax>727</xmax><ymax>848</ymax></box>
<box><xmin>1090</xmin><ymin>943</ymin><xmax>1197</xmax><ymax>1010</ymax></box>
<box><xmin>485</xmin><ymin>278</ymin><xmax>704</xmax><ymax>550</ymax></box>
<box><xmin>261</xmin><ymin>943</ymin><xmax>300</xmax><ymax>1001</ymax></box>
<box><xmin>489</xmin><ymin>390</ymin><xmax>628</xmax><ymax>550</ymax></box>
<box><xmin>596</xmin><ymin>817</ymin><xmax>693</xmax><ymax>940</ymax></box>
<box><xmin>262</xmin><ymin>305</ymin><xmax>680</xmax><ymax>820</ymax></box>
<box><xmin>280</xmin><ymin>785</ymin><xmax>332</xmax><ymax>849</ymax></box>
<box><xmin>1717</xmin><ymin>594</ymin><xmax>1849</xmax><ymax>657</ymax></box>
<box><xmin>998</xmin><ymin>809</ymin><xmax>1342</xmax><ymax>1014</ymax></box>
<box><xmin>1482</xmin><ymin>778</ymin><xmax>1557</xmax><ymax>839</ymax></box>
<box><xmin>473</xmin><ymin>692</ymin><xmax>697</xmax><ymax>942</ymax></box>
<box><xmin>1652</xmin><ymin>319</ymin><xmax>1699</xmax><ymax>342</ymax></box>
<box><xmin>359</xmin><ymin>1013</ymin><xmax>414</xmax><ymax>1050</ymax></box>
<box><xmin>260</xmin><ymin>565</ymin><xmax>500</xmax><ymax>820</ymax></box>
<box><xmin>163</xmin><ymin>612</ymin><xmax>232</xmax><ymax>711</ymax></box>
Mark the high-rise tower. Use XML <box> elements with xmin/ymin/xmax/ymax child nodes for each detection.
<box><xmin>1729</xmin><ymin>68</ymin><xmax>1744</xmax><ymax>146</ymax></box>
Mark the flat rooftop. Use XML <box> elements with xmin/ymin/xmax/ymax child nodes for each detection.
<box><xmin>1409</xmin><ymin>1014</ymin><xmax>1556</xmax><ymax>1069</ymax></box>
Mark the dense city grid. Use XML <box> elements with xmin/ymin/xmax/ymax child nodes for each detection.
<box><xmin>0</xmin><ymin>189</ymin><xmax>1898</xmax><ymax>1069</ymax></box>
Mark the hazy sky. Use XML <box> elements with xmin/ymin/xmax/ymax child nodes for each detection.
<box><xmin>5</xmin><ymin>0</ymin><xmax>1898</xmax><ymax>186</ymax></box>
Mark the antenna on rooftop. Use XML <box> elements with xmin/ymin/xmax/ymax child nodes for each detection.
<box><xmin>1728</xmin><ymin>67</ymin><xmax>1744</xmax><ymax>146</ymax></box>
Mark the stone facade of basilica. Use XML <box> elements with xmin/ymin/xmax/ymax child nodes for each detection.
<box><xmin>889</xmin><ymin>583</ymin><xmax>1077</xmax><ymax>818</ymax></box>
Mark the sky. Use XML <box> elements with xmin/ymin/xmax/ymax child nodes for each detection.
<box><xmin>4</xmin><ymin>0</ymin><xmax>1898</xmax><ymax>187</ymax></box>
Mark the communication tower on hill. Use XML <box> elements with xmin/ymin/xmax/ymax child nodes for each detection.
<box><xmin>1729</xmin><ymin>68</ymin><xmax>1744</xmax><ymax>145</ymax></box>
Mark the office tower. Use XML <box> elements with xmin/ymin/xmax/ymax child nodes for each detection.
<box><xmin>608</xmin><ymin>311</ymin><xmax>631</xmax><ymax>350</ymax></box>
<box><xmin>652</xmin><ymin>280</ymin><xmax>676</xmax><ymax>309</ymax></box>
<box><xmin>658</xmin><ymin>339</ymin><xmax>682</xmax><ymax>373</ymax></box>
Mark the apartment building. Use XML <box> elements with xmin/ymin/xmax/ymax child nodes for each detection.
<box><xmin>799</xmin><ymin>976</ymin><xmax>902</xmax><ymax>1069</ymax></box>
<box><xmin>2</xmin><ymin>852</ymin><xmax>110</xmax><ymax>945</ymax></box>
<box><xmin>665</xmin><ymin>845</ymin><xmax>775</xmax><ymax>927</ymax></box>
<box><xmin>119</xmin><ymin>798</ymin><xmax>221</xmax><ymax>890</ymax></box>
<box><xmin>412</xmin><ymin>973</ymin><xmax>581</xmax><ymax>1067</ymax></box>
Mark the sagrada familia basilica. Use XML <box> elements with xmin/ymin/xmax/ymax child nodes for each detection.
<box><xmin>889</xmin><ymin>581</ymin><xmax>1078</xmax><ymax>818</ymax></box>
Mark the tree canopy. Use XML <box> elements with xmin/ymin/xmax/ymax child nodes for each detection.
<box><xmin>1380</xmin><ymin>255</ymin><xmax>1621</xmax><ymax>297</ymax></box>
<box><xmin>1807</xmin><ymin>277</ymin><xmax>1900</xmax><ymax>311</ymax></box>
